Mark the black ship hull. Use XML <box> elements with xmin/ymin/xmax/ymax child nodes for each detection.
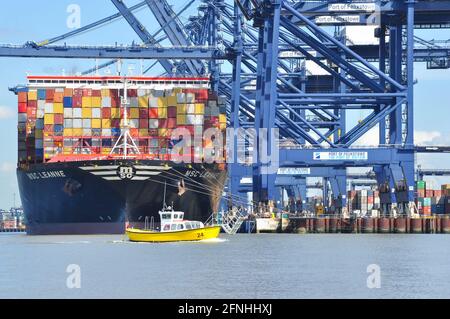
<box><xmin>17</xmin><ymin>160</ymin><xmax>227</xmax><ymax>235</ymax></box>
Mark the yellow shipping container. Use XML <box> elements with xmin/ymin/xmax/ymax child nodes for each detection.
<box><xmin>82</xmin><ymin>97</ymin><xmax>92</xmax><ymax>108</ymax></box>
<box><xmin>139</xmin><ymin>129</ymin><xmax>149</xmax><ymax>136</ymax></box>
<box><xmin>130</xmin><ymin>108</ymin><xmax>139</xmax><ymax>119</ymax></box>
<box><xmin>167</xmin><ymin>95</ymin><xmax>178</xmax><ymax>106</ymax></box>
<box><xmin>219</xmin><ymin>114</ymin><xmax>227</xmax><ymax>123</ymax></box>
<box><xmin>176</xmin><ymin>114</ymin><xmax>186</xmax><ymax>125</ymax></box>
<box><xmin>102</xmin><ymin>148</ymin><xmax>112</xmax><ymax>155</ymax></box>
<box><xmin>101</xmin><ymin>89</ymin><xmax>110</xmax><ymax>97</ymax></box>
<box><xmin>159</xmin><ymin>128</ymin><xmax>168</xmax><ymax>137</ymax></box>
<box><xmin>138</xmin><ymin>96</ymin><xmax>149</xmax><ymax>108</ymax></box>
<box><xmin>73</xmin><ymin>128</ymin><xmax>83</xmax><ymax>136</ymax></box>
<box><xmin>177</xmin><ymin>104</ymin><xmax>187</xmax><ymax>114</ymax></box>
<box><xmin>219</xmin><ymin>123</ymin><xmax>227</xmax><ymax>130</ymax></box>
<box><xmin>157</xmin><ymin>97</ymin><xmax>167</xmax><ymax>108</ymax></box>
<box><xmin>195</xmin><ymin>103</ymin><xmax>205</xmax><ymax>114</ymax></box>
<box><xmin>64</xmin><ymin>128</ymin><xmax>73</xmax><ymax>136</ymax></box>
<box><xmin>92</xmin><ymin>97</ymin><xmax>102</xmax><ymax>108</ymax></box>
<box><xmin>102</xmin><ymin>119</ymin><xmax>111</xmax><ymax>128</ymax></box>
<box><xmin>92</xmin><ymin>119</ymin><xmax>101</xmax><ymax>129</ymax></box>
<box><xmin>28</xmin><ymin>90</ymin><xmax>38</xmax><ymax>101</ymax></box>
<box><xmin>44</xmin><ymin>114</ymin><xmax>54</xmax><ymax>125</ymax></box>
<box><xmin>111</xmin><ymin>108</ymin><xmax>121</xmax><ymax>119</ymax></box>
<box><xmin>53</xmin><ymin>103</ymin><xmax>64</xmax><ymax>114</ymax></box>
<box><xmin>158</xmin><ymin>108</ymin><xmax>167</xmax><ymax>118</ymax></box>
<box><xmin>82</xmin><ymin>108</ymin><xmax>92</xmax><ymax>118</ymax></box>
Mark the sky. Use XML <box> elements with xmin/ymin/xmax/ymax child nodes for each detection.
<box><xmin>0</xmin><ymin>1</ymin><xmax>449</xmax><ymax>208</ymax></box>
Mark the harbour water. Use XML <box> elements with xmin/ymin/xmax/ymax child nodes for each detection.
<box><xmin>1</xmin><ymin>233</ymin><xmax>450</xmax><ymax>299</ymax></box>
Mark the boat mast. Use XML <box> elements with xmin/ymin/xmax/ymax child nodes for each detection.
<box><xmin>110</xmin><ymin>77</ymin><xmax>141</xmax><ymax>158</ymax></box>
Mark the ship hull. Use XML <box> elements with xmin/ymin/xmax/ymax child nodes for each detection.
<box><xmin>17</xmin><ymin>160</ymin><xmax>226</xmax><ymax>235</ymax></box>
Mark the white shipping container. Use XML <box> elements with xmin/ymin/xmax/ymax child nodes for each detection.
<box><xmin>149</xmin><ymin>119</ymin><xmax>159</xmax><ymax>129</ymax></box>
<box><xmin>64</xmin><ymin>109</ymin><xmax>73</xmax><ymax>118</ymax></box>
<box><xmin>73</xmin><ymin>108</ymin><xmax>82</xmax><ymax>118</ymax></box>
<box><xmin>102</xmin><ymin>129</ymin><xmax>111</xmax><ymax>136</ymax></box>
<box><xmin>194</xmin><ymin>115</ymin><xmax>204</xmax><ymax>125</ymax></box>
<box><xmin>186</xmin><ymin>104</ymin><xmax>195</xmax><ymax>114</ymax></box>
<box><xmin>37</xmin><ymin>100</ymin><xmax>45</xmax><ymax>110</ymax></box>
<box><xmin>129</xmin><ymin>119</ymin><xmax>139</xmax><ymax>128</ymax></box>
<box><xmin>137</xmin><ymin>89</ymin><xmax>147</xmax><ymax>97</ymax></box>
<box><xmin>37</xmin><ymin>110</ymin><xmax>45</xmax><ymax>119</ymax></box>
<box><xmin>92</xmin><ymin>108</ymin><xmax>101</xmax><ymax>118</ymax></box>
<box><xmin>176</xmin><ymin>93</ymin><xmax>186</xmax><ymax>104</ymax></box>
<box><xmin>186</xmin><ymin>93</ymin><xmax>195</xmax><ymax>103</ymax></box>
<box><xmin>83</xmin><ymin>129</ymin><xmax>92</xmax><ymax>136</ymax></box>
<box><xmin>149</xmin><ymin>97</ymin><xmax>159</xmax><ymax>108</ymax></box>
<box><xmin>82</xmin><ymin>119</ymin><xmax>91</xmax><ymax>128</ymax></box>
<box><xmin>55</xmin><ymin>88</ymin><xmax>64</xmax><ymax>93</ymax></box>
<box><xmin>64</xmin><ymin>119</ymin><xmax>73</xmax><ymax>128</ymax></box>
<box><xmin>102</xmin><ymin>97</ymin><xmax>111</xmax><ymax>108</ymax></box>
<box><xmin>186</xmin><ymin>115</ymin><xmax>196</xmax><ymax>125</ymax></box>
<box><xmin>130</xmin><ymin>97</ymin><xmax>138</xmax><ymax>107</ymax></box>
<box><xmin>45</xmin><ymin>103</ymin><xmax>54</xmax><ymax>113</ymax></box>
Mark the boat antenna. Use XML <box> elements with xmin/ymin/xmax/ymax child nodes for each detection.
<box><xmin>163</xmin><ymin>180</ymin><xmax>167</xmax><ymax>210</ymax></box>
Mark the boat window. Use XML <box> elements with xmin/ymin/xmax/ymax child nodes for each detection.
<box><xmin>163</xmin><ymin>224</ymin><xmax>170</xmax><ymax>231</ymax></box>
<box><xmin>171</xmin><ymin>224</ymin><xmax>177</xmax><ymax>231</ymax></box>
<box><xmin>162</xmin><ymin>214</ymin><xmax>170</xmax><ymax>219</ymax></box>
<box><xmin>174</xmin><ymin>214</ymin><xmax>178</xmax><ymax>219</ymax></box>
<box><xmin>185</xmin><ymin>223</ymin><xmax>191</xmax><ymax>230</ymax></box>
<box><xmin>177</xmin><ymin>224</ymin><xmax>184</xmax><ymax>230</ymax></box>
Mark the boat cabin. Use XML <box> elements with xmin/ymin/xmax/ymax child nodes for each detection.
<box><xmin>159</xmin><ymin>208</ymin><xmax>204</xmax><ymax>232</ymax></box>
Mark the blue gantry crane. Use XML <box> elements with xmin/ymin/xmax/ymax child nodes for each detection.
<box><xmin>1</xmin><ymin>0</ymin><xmax>450</xmax><ymax>215</ymax></box>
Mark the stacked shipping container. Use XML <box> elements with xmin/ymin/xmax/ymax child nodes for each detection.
<box><xmin>416</xmin><ymin>181</ymin><xmax>450</xmax><ymax>215</ymax></box>
<box><xmin>18</xmin><ymin>80</ymin><xmax>227</xmax><ymax>163</ymax></box>
<box><xmin>348</xmin><ymin>190</ymin><xmax>380</xmax><ymax>216</ymax></box>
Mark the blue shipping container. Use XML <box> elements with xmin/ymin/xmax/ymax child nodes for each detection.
<box><xmin>63</xmin><ymin>97</ymin><xmax>73</xmax><ymax>108</ymax></box>
<box><xmin>37</xmin><ymin>89</ymin><xmax>46</xmax><ymax>100</ymax></box>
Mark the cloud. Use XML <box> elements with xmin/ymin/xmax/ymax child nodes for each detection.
<box><xmin>354</xmin><ymin>128</ymin><xmax>447</xmax><ymax>146</ymax></box>
<box><xmin>0</xmin><ymin>106</ymin><xmax>14</xmax><ymax>119</ymax></box>
<box><xmin>0</xmin><ymin>162</ymin><xmax>15</xmax><ymax>173</ymax></box>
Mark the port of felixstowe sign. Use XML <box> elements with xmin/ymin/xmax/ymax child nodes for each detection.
<box><xmin>314</xmin><ymin>2</ymin><xmax>377</xmax><ymax>24</ymax></box>
<box><xmin>313</xmin><ymin>152</ymin><xmax>368</xmax><ymax>161</ymax></box>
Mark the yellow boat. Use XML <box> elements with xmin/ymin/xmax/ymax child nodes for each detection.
<box><xmin>125</xmin><ymin>207</ymin><xmax>221</xmax><ymax>243</ymax></box>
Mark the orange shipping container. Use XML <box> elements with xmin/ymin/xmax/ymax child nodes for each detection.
<box><xmin>64</xmin><ymin>88</ymin><xmax>73</xmax><ymax>96</ymax></box>
<box><xmin>54</xmin><ymin>92</ymin><xmax>64</xmax><ymax>103</ymax></box>
<box><xmin>18</xmin><ymin>92</ymin><xmax>28</xmax><ymax>103</ymax></box>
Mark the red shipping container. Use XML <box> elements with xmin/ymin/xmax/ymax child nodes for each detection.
<box><xmin>46</xmin><ymin>89</ymin><xmax>55</xmax><ymax>101</ymax></box>
<box><xmin>423</xmin><ymin>206</ymin><xmax>431</xmax><ymax>215</ymax></box>
<box><xmin>159</xmin><ymin>119</ymin><xmax>168</xmax><ymax>129</ymax></box>
<box><xmin>111</xmin><ymin>119</ymin><xmax>121</xmax><ymax>127</ymax></box>
<box><xmin>139</xmin><ymin>119</ymin><xmax>149</xmax><ymax>128</ymax></box>
<box><xmin>92</xmin><ymin>90</ymin><xmax>101</xmax><ymax>97</ymax></box>
<box><xmin>102</xmin><ymin>108</ymin><xmax>111</xmax><ymax>118</ymax></box>
<box><xmin>54</xmin><ymin>114</ymin><xmax>64</xmax><ymax>125</ymax></box>
<box><xmin>128</xmin><ymin>89</ymin><xmax>137</xmax><ymax>97</ymax></box>
<box><xmin>426</xmin><ymin>190</ymin><xmax>434</xmax><ymax>198</ymax></box>
<box><xmin>28</xmin><ymin>100</ymin><xmax>37</xmax><ymax>109</ymax></box>
<box><xmin>168</xmin><ymin>106</ymin><xmax>177</xmax><ymax>118</ymax></box>
<box><xmin>72</xmin><ymin>96</ymin><xmax>82</xmax><ymax>108</ymax></box>
<box><xmin>110</xmin><ymin>89</ymin><xmax>119</xmax><ymax>97</ymax></box>
<box><xmin>196</xmin><ymin>89</ymin><xmax>209</xmax><ymax>100</ymax></box>
<box><xmin>82</xmin><ymin>89</ymin><xmax>92</xmax><ymax>96</ymax></box>
<box><xmin>149</xmin><ymin>108</ymin><xmax>158</xmax><ymax>119</ymax></box>
<box><xmin>27</xmin><ymin>107</ymin><xmax>37</xmax><ymax>118</ymax></box>
<box><xmin>111</xmin><ymin>97</ymin><xmax>120</xmax><ymax>107</ymax></box>
<box><xmin>73</xmin><ymin>89</ymin><xmax>83</xmax><ymax>96</ymax></box>
<box><xmin>167</xmin><ymin>118</ymin><xmax>177</xmax><ymax>129</ymax></box>
<box><xmin>18</xmin><ymin>92</ymin><xmax>28</xmax><ymax>103</ymax></box>
<box><xmin>18</xmin><ymin>102</ymin><xmax>27</xmax><ymax>113</ymax></box>
<box><xmin>139</xmin><ymin>109</ymin><xmax>148</xmax><ymax>118</ymax></box>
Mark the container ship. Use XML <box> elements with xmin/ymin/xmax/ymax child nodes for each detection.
<box><xmin>15</xmin><ymin>75</ymin><xmax>227</xmax><ymax>235</ymax></box>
